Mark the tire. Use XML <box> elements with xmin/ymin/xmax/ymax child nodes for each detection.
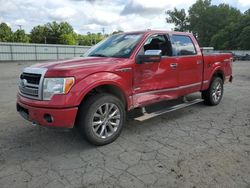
<box><xmin>202</xmin><ymin>77</ymin><xmax>224</xmax><ymax>106</ymax></box>
<box><xmin>77</xmin><ymin>93</ymin><xmax>125</xmax><ymax>146</ymax></box>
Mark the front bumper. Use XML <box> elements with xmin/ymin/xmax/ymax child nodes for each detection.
<box><xmin>17</xmin><ymin>101</ymin><xmax>78</xmax><ymax>128</ymax></box>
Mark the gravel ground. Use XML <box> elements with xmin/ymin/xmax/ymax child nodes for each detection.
<box><xmin>0</xmin><ymin>61</ymin><xmax>249</xmax><ymax>188</ymax></box>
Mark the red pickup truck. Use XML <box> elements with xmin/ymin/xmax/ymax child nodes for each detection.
<box><xmin>17</xmin><ymin>30</ymin><xmax>233</xmax><ymax>145</ymax></box>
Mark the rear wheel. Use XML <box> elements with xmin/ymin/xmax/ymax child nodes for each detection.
<box><xmin>202</xmin><ymin>77</ymin><xmax>224</xmax><ymax>106</ymax></box>
<box><xmin>78</xmin><ymin>93</ymin><xmax>125</xmax><ymax>146</ymax></box>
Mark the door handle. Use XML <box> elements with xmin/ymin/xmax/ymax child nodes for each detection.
<box><xmin>197</xmin><ymin>60</ymin><xmax>203</xmax><ymax>65</ymax></box>
<box><xmin>170</xmin><ymin>63</ymin><xmax>178</xmax><ymax>69</ymax></box>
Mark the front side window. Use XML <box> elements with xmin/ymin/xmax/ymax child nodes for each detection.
<box><xmin>171</xmin><ymin>35</ymin><xmax>196</xmax><ymax>56</ymax></box>
<box><xmin>138</xmin><ymin>34</ymin><xmax>172</xmax><ymax>56</ymax></box>
<box><xmin>85</xmin><ymin>33</ymin><xmax>143</xmax><ymax>58</ymax></box>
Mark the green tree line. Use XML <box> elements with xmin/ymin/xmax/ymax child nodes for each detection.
<box><xmin>1</xmin><ymin>1</ymin><xmax>249</xmax><ymax>50</ymax></box>
<box><xmin>166</xmin><ymin>0</ymin><xmax>250</xmax><ymax>50</ymax></box>
<box><xmin>0</xmin><ymin>21</ymin><xmax>119</xmax><ymax>46</ymax></box>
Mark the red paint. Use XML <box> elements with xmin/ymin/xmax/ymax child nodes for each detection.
<box><xmin>17</xmin><ymin>30</ymin><xmax>233</xmax><ymax>128</ymax></box>
<box><xmin>17</xmin><ymin>100</ymin><xmax>78</xmax><ymax>128</ymax></box>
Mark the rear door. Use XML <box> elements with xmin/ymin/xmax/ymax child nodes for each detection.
<box><xmin>170</xmin><ymin>34</ymin><xmax>203</xmax><ymax>95</ymax></box>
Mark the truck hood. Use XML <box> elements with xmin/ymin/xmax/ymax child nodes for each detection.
<box><xmin>30</xmin><ymin>57</ymin><xmax>131</xmax><ymax>79</ymax></box>
<box><xmin>31</xmin><ymin>57</ymin><xmax>125</xmax><ymax>70</ymax></box>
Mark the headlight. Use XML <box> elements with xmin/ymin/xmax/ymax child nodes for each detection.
<box><xmin>43</xmin><ymin>77</ymin><xmax>75</xmax><ymax>100</ymax></box>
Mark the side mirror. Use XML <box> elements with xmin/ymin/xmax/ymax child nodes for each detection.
<box><xmin>136</xmin><ymin>50</ymin><xmax>162</xmax><ymax>64</ymax></box>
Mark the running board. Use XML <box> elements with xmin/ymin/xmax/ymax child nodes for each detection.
<box><xmin>134</xmin><ymin>99</ymin><xmax>204</xmax><ymax>121</ymax></box>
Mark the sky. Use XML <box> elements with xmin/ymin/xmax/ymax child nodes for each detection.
<box><xmin>0</xmin><ymin>0</ymin><xmax>249</xmax><ymax>34</ymax></box>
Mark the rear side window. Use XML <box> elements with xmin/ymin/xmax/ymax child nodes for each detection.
<box><xmin>171</xmin><ymin>35</ymin><xmax>196</xmax><ymax>56</ymax></box>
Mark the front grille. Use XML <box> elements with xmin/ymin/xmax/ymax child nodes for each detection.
<box><xmin>18</xmin><ymin>67</ymin><xmax>47</xmax><ymax>100</ymax></box>
<box><xmin>20</xmin><ymin>73</ymin><xmax>41</xmax><ymax>85</ymax></box>
<box><xmin>19</xmin><ymin>85</ymin><xmax>39</xmax><ymax>97</ymax></box>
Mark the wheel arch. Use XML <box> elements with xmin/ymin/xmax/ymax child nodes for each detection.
<box><xmin>202</xmin><ymin>68</ymin><xmax>225</xmax><ymax>91</ymax></box>
<box><xmin>73</xmin><ymin>71</ymin><xmax>133</xmax><ymax>111</ymax></box>
<box><xmin>74</xmin><ymin>83</ymin><xmax>129</xmax><ymax>129</ymax></box>
<box><xmin>77</xmin><ymin>83</ymin><xmax>130</xmax><ymax>111</ymax></box>
<box><xmin>212</xmin><ymin>69</ymin><xmax>225</xmax><ymax>82</ymax></box>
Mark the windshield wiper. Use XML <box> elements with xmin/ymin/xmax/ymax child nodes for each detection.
<box><xmin>89</xmin><ymin>54</ymin><xmax>107</xmax><ymax>57</ymax></box>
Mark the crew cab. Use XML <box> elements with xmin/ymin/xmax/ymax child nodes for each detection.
<box><xmin>17</xmin><ymin>30</ymin><xmax>233</xmax><ymax>145</ymax></box>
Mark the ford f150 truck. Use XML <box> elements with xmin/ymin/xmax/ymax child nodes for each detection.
<box><xmin>17</xmin><ymin>30</ymin><xmax>233</xmax><ymax>145</ymax></box>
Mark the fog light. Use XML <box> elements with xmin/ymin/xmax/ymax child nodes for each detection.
<box><xmin>44</xmin><ymin>114</ymin><xmax>53</xmax><ymax>123</ymax></box>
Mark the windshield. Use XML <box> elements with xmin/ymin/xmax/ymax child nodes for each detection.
<box><xmin>84</xmin><ymin>33</ymin><xmax>143</xmax><ymax>58</ymax></box>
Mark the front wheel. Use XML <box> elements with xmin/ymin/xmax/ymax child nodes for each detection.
<box><xmin>77</xmin><ymin>93</ymin><xmax>125</xmax><ymax>146</ymax></box>
<box><xmin>202</xmin><ymin>77</ymin><xmax>224</xmax><ymax>106</ymax></box>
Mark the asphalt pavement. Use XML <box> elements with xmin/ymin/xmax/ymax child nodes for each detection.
<box><xmin>0</xmin><ymin>61</ymin><xmax>249</xmax><ymax>188</ymax></box>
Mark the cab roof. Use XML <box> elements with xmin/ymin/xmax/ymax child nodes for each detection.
<box><xmin>124</xmin><ymin>30</ymin><xmax>193</xmax><ymax>36</ymax></box>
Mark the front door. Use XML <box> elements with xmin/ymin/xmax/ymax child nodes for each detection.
<box><xmin>133</xmin><ymin>34</ymin><xmax>178</xmax><ymax>107</ymax></box>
